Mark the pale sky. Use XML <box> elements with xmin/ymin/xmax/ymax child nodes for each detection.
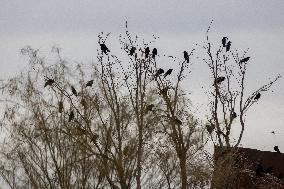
<box><xmin>0</xmin><ymin>0</ymin><xmax>284</xmax><ymax>151</ymax></box>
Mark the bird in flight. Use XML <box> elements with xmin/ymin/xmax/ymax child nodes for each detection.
<box><xmin>145</xmin><ymin>47</ymin><xmax>150</xmax><ymax>58</ymax></box>
<box><xmin>184</xmin><ymin>51</ymin><xmax>189</xmax><ymax>63</ymax></box>
<box><xmin>152</xmin><ymin>48</ymin><xmax>157</xmax><ymax>59</ymax></box>
<box><xmin>129</xmin><ymin>46</ymin><xmax>136</xmax><ymax>56</ymax></box>
<box><xmin>68</xmin><ymin>110</ymin><xmax>74</xmax><ymax>122</ymax></box>
<box><xmin>100</xmin><ymin>43</ymin><xmax>110</xmax><ymax>54</ymax></box>
<box><xmin>86</xmin><ymin>80</ymin><xmax>94</xmax><ymax>87</ymax></box>
<box><xmin>254</xmin><ymin>93</ymin><xmax>261</xmax><ymax>100</ymax></box>
<box><xmin>44</xmin><ymin>79</ymin><xmax>54</xmax><ymax>87</ymax></box>
<box><xmin>164</xmin><ymin>69</ymin><xmax>173</xmax><ymax>78</ymax></box>
<box><xmin>71</xmin><ymin>86</ymin><xmax>78</xmax><ymax>96</ymax></box>
<box><xmin>222</xmin><ymin>37</ymin><xmax>228</xmax><ymax>47</ymax></box>
<box><xmin>226</xmin><ymin>41</ymin><xmax>231</xmax><ymax>52</ymax></box>
<box><xmin>240</xmin><ymin>57</ymin><xmax>250</xmax><ymax>63</ymax></box>
<box><xmin>274</xmin><ymin>146</ymin><xmax>281</xmax><ymax>154</ymax></box>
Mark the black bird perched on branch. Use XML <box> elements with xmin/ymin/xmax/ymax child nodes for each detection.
<box><xmin>254</xmin><ymin>93</ymin><xmax>261</xmax><ymax>100</ymax></box>
<box><xmin>155</xmin><ymin>68</ymin><xmax>164</xmax><ymax>77</ymax></box>
<box><xmin>100</xmin><ymin>43</ymin><xmax>110</xmax><ymax>54</ymax></box>
<box><xmin>215</xmin><ymin>76</ymin><xmax>226</xmax><ymax>84</ymax></box>
<box><xmin>274</xmin><ymin>146</ymin><xmax>281</xmax><ymax>154</ymax></box>
<box><xmin>222</xmin><ymin>37</ymin><xmax>228</xmax><ymax>47</ymax></box>
<box><xmin>164</xmin><ymin>69</ymin><xmax>173</xmax><ymax>78</ymax></box>
<box><xmin>58</xmin><ymin>101</ymin><xmax>63</xmax><ymax>113</ymax></box>
<box><xmin>44</xmin><ymin>79</ymin><xmax>54</xmax><ymax>87</ymax></box>
<box><xmin>145</xmin><ymin>47</ymin><xmax>150</xmax><ymax>58</ymax></box>
<box><xmin>184</xmin><ymin>51</ymin><xmax>189</xmax><ymax>63</ymax></box>
<box><xmin>68</xmin><ymin>110</ymin><xmax>74</xmax><ymax>122</ymax></box>
<box><xmin>86</xmin><ymin>80</ymin><xmax>94</xmax><ymax>87</ymax></box>
<box><xmin>71</xmin><ymin>86</ymin><xmax>78</xmax><ymax>96</ymax></box>
<box><xmin>129</xmin><ymin>46</ymin><xmax>136</xmax><ymax>56</ymax></box>
<box><xmin>240</xmin><ymin>57</ymin><xmax>250</xmax><ymax>63</ymax></box>
<box><xmin>152</xmin><ymin>48</ymin><xmax>157</xmax><ymax>59</ymax></box>
<box><xmin>231</xmin><ymin>111</ymin><xmax>237</xmax><ymax>119</ymax></box>
<box><xmin>226</xmin><ymin>41</ymin><xmax>231</xmax><ymax>52</ymax></box>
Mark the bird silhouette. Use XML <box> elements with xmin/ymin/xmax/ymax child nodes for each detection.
<box><xmin>240</xmin><ymin>57</ymin><xmax>250</xmax><ymax>63</ymax></box>
<box><xmin>68</xmin><ymin>110</ymin><xmax>74</xmax><ymax>122</ymax></box>
<box><xmin>226</xmin><ymin>41</ymin><xmax>231</xmax><ymax>52</ymax></box>
<box><xmin>44</xmin><ymin>79</ymin><xmax>54</xmax><ymax>87</ymax></box>
<box><xmin>278</xmin><ymin>173</ymin><xmax>283</xmax><ymax>179</ymax></box>
<box><xmin>86</xmin><ymin>80</ymin><xmax>94</xmax><ymax>87</ymax></box>
<box><xmin>152</xmin><ymin>48</ymin><xmax>157</xmax><ymax>59</ymax></box>
<box><xmin>254</xmin><ymin>93</ymin><xmax>261</xmax><ymax>100</ymax></box>
<box><xmin>129</xmin><ymin>46</ymin><xmax>136</xmax><ymax>56</ymax></box>
<box><xmin>271</xmin><ymin>131</ymin><xmax>275</xmax><ymax>134</ymax></box>
<box><xmin>255</xmin><ymin>164</ymin><xmax>264</xmax><ymax>177</ymax></box>
<box><xmin>145</xmin><ymin>104</ymin><xmax>154</xmax><ymax>113</ymax></box>
<box><xmin>71</xmin><ymin>86</ymin><xmax>77</xmax><ymax>96</ymax></box>
<box><xmin>100</xmin><ymin>44</ymin><xmax>110</xmax><ymax>54</ymax></box>
<box><xmin>206</xmin><ymin>124</ymin><xmax>215</xmax><ymax>134</ymax></box>
<box><xmin>222</xmin><ymin>37</ymin><xmax>228</xmax><ymax>47</ymax></box>
<box><xmin>58</xmin><ymin>101</ymin><xmax>63</xmax><ymax>113</ymax></box>
<box><xmin>215</xmin><ymin>76</ymin><xmax>225</xmax><ymax>84</ymax></box>
<box><xmin>231</xmin><ymin>111</ymin><xmax>237</xmax><ymax>119</ymax></box>
<box><xmin>274</xmin><ymin>146</ymin><xmax>281</xmax><ymax>153</ymax></box>
<box><xmin>184</xmin><ymin>51</ymin><xmax>189</xmax><ymax>63</ymax></box>
<box><xmin>145</xmin><ymin>47</ymin><xmax>150</xmax><ymax>58</ymax></box>
<box><xmin>164</xmin><ymin>69</ymin><xmax>173</xmax><ymax>78</ymax></box>
<box><xmin>155</xmin><ymin>68</ymin><xmax>164</xmax><ymax>77</ymax></box>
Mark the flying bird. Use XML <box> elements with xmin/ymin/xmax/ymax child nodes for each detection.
<box><xmin>240</xmin><ymin>57</ymin><xmax>250</xmax><ymax>63</ymax></box>
<box><xmin>58</xmin><ymin>101</ymin><xmax>63</xmax><ymax>113</ymax></box>
<box><xmin>71</xmin><ymin>86</ymin><xmax>78</xmax><ymax>96</ymax></box>
<box><xmin>86</xmin><ymin>80</ymin><xmax>94</xmax><ymax>87</ymax></box>
<box><xmin>226</xmin><ymin>41</ymin><xmax>231</xmax><ymax>52</ymax></box>
<box><xmin>206</xmin><ymin>124</ymin><xmax>215</xmax><ymax>134</ymax></box>
<box><xmin>145</xmin><ymin>47</ymin><xmax>150</xmax><ymax>58</ymax></box>
<box><xmin>44</xmin><ymin>79</ymin><xmax>54</xmax><ymax>87</ymax></box>
<box><xmin>164</xmin><ymin>69</ymin><xmax>173</xmax><ymax>78</ymax></box>
<box><xmin>129</xmin><ymin>46</ymin><xmax>136</xmax><ymax>56</ymax></box>
<box><xmin>222</xmin><ymin>37</ymin><xmax>228</xmax><ymax>47</ymax></box>
<box><xmin>152</xmin><ymin>48</ymin><xmax>157</xmax><ymax>59</ymax></box>
<box><xmin>184</xmin><ymin>51</ymin><xmax>189</xmax><ymax>63</ymax></box>
<box><xmin>155</xmin><ymin>68</ymin><xmax>164</xmax><ymax>77</ymax></box>
<box><xmin>274</xmin><ymin>146</ymin><xmax>281</xmax><ymax>154</ymax></box>
<box><xmin>254</xmin><ymin>93</ymin><xmax>261</xmax><ymax>100</ymax></box>
<box><xmin>68</xmin><ymin>110</ymin><xmax>74</xmax><ymax>122</ymax></box>
<box><xmin>100</xmin><ymin>43</ymin><xmax>110</xmax><ymax>54</ymax></box>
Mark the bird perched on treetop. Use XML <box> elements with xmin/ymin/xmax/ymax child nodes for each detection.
<box><xmin>226</xmin><ymin>41</ymin><xmax>231</xmax><ymax>52</ymax></box>
<box><xmin>184</xmin><ymin>51</ymin><xmax>189</xmax><ymax>63</ymax></box>
<box><xmin>129</xmin><ymin>46</ymin><xmax>136</xmax><ymax>56</ymax></box>
<box><xmin>86</xmin><ymin>80</ymin><xmax>94</xmax><ymax>87</ymax></box>
<box><xmin>164</xmin><ymin>69</ymin><xmax>173</xmax><ymax>78</ymax></box>
<box><xmin>145</xmin><ymin>47</ymin><xmax>150</xmax><ymax>58</ymax></box>
<box><xmin>68</xmin><ymin>110</ymin><xmax>74</xmax><ymax>122</ymax></box>
<box><xmin>254</xmin><ymin>93</ymin><xmax>261</xmax><ymax>100</ymax></box>
<box><xmin>222</xmin><ymin>37</ymin><xmax>228</xmax><ymax>47</ymax></box>
<box><xmin>100</xmin><ymin>43</ymin><xmax>110</xmax><ymax>54</ymax></box>
<box><xmin>71</xmin><ymin>86</ymin><xmax>78</xmax><ymax>96</ymax></box>
<box><xmin>152</xmin><ymin>48</ymin><xmax>157</xmax><ymax>59</ymax></box>
<box><xmin>240</xmin><ymin>57</ymin><xmax>250</xmax><ymax>63</ymax></box>
<box><xmin>155</xmin><ymin>68</ymin><xmax>164</xmax><ymax>77</ymax></box>
<box><xmin>44</xmin><ymin>79</ymin><xmax>54</xmax><ymax>87</ymax></box>
<box><xmin>274</xmin><ymin>146</ymin><xmax>281</xmax><ymax>154</ymax></box>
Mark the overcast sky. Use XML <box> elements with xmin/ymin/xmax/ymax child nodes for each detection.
<box><xmin>0</xmin><ymin>0</ymin><xmax>284</xmax><ymax>151</ymax></box>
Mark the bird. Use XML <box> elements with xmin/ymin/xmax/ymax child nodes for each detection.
<box><xmin>271</xmin><ymin>131</ymin><xmax>275</xmax><ymax>134</ymax></box>
<box><xmin>100</xmin><ymin>43</ymin><xmax>110</xmax><ymax>54</ymax></box>
<box><xmin>44</xmin><ymin>79</ymin><xmax>54</xmax><ymax>87</ymax></box>
<box><xmin>226</xmin><ymin>41</ymin><xmax>231</xmax><ymax>52</ymax></box>
<box><xmin>206</xmin><ymin>124</ymin><xmax>215</xmax><ymax>134</ymax></box>
<box><xmin>184</xmin><ymin>51</ymin><xmax>189</xmax><ymax>63</ymax></box>
<box><xmin>215</xmin><ymin>76</ymin><xmax>226</xmax><ymax>84</ymax></box>
<box><xmin>68</xmin><ymin>110</ymin><xmax>74</xmax><ymax>122</ymax></box>
<box><xmin>222</xmin><ymin>37</ymin><xmax>228</xmax><ymax>47</ymax></box>
<box><xmin>58</xmin><ymin>101</ymin><xmax>63</xmax><ymax>113</ymax></box>
<box><xmin>145</xmin><ymin>104</ymin><xmax>154</xmax><ymax>113</ymax></box>
<box><xmin>265</xmin><ymin>166</ymin><xmax>273</xmax><ymax>174</ymax></box>
<box><xmin>145</xmin><ymin>47</ymin><xmax>150</xmax><ymax>58</ymax></box>
<box><xmin>231</xmin><ymin>111</ymin><xmax>237</xmax><ymax>119</ymax></box>
<box><xmin>155</xmin><ymin>68</ymin><xmax>164</xmax><ymax>77</ymax></box>
<box><xmin>278</xmin><ymin>173</ymin><xmax>283</xmax><ymax>180</ymax></box>
<box><xmin>71</xmin><ymin>86</ymin><xmax>77</xmax><ymax>96</ymax></box>
<box><xmin>152</xmin><ymin>48</ymin><xmax>157</xmax><ymax>59</ymax></box>
<box><xmin>274</xmin><ymin>146</ymin><xmax>281</xmax><ymax>154</ymax></box>
<box><xmin>164</xmin><ymin>69</ymin><xmax>173</xmax><ymax>78</ymax></box>
<box><xmin>254</xmin><ymin>93</ymin><xmax>261</xmax><ymax>100</ymax></box>
<box><xmin>255</xmin><ymin>164</ymin><xmax>264</xmax><ymax>177</ymax></box>
<box><xmin>240</xmin><ymin>57</ymin><xmax>250</xmax><ymax>63</ymax></box>
<box><xmin>129</xmin><ymin>46</ymin><xmax>136</xmax><ymax>56</ymax></box>
<box><xmin>86</xmin><ymin>80</ymin><xmax>94</xmax><ymax>87</ymax></box>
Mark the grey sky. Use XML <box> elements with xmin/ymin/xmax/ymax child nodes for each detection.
<box><xmin>0</xmin><ymin>0</ymin><xmax>284</xmax><ymax>151</ymax></box>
